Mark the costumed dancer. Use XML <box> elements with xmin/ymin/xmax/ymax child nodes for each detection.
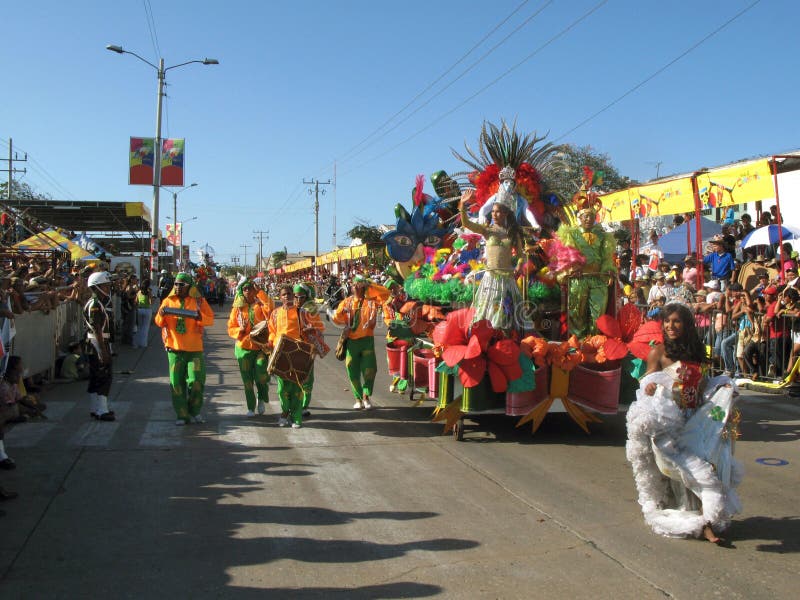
<box><xmin>459</xmin><ymin>178</ymin><xmax>533</xmax><ymax>334</ymax></box>
<box><xmin>83</xmin><ymin>271</ymin><xmax>115</xmax><ymax>421</ymax></box>
<box><xmin>227</xmin><ymin>278</ymin><xmax>271</xmax><ymax>417</ymax></box>
<box><xmin>154</xmin><ymin>273</ymin><xmax>215</xmax><ymax>425</ymax></box>
<box><xmin>132</xmin><ymin>278</ymin><xmax>153</xmax><ymax>348</ymax></box>
<box><xmin>382</xmin><ymin>278</ymin><xmax>414</xmax><ymax>393</ymax></box>
<box><xmin>332</xmin><ymin>275</ymin><xmax>379</xmax><ymax>409</ymax></box>
<box><xmin>558</xmin><ymin>178</ymin><xmax>617</xmax><ymax>338</ymax></box>
<box><xmin>626</xmin><ymin>303</ymin><xmax>743</xmax><ymax>543</ymax></box>
<box><xmin>294</xmin><ymin>283</ymin><xmax>322</xmax><ymax>418</ymax></box>
<box><xmin>267</xmin><ymin>284</ymin><xmax>324</xmax><ymax>428</ymax></box>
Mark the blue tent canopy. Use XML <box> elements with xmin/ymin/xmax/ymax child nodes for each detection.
<box><xmin>658</xmin><ymin>217</ymin><xmax>722</xmax><ymax>263</ymax></box>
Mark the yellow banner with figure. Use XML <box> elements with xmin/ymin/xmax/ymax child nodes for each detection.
<box><xmin>599</xmin><ymin>177</ymin><xmax>695</xmax><ymax>222</ymax></box>
<box><xmin>599</xmin><ymin>189</ymin><xmax>633</xmax><ymax>222</ymax></box>
<box><xmin>695</xmin><ymin>159</ymin><xmax>773</xmax><ymax>211</ymax></box>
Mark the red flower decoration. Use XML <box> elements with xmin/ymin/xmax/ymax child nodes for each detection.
<box><xmin>595</xmin><ymin>303</ymin><xmax>663</xmax><ymax>360</ymax></box>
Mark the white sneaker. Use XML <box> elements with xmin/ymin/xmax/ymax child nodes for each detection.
<box><xmin>257</xmin><ymin>401</ymin><xmax>266</xmax><ymax>415</ymax></box>
<box><xmin>192</xmin><ymin>415</ymin><xmax>205</xmax><ymax>424</ymax></box>
<box><xmin>175</xmin><ymin>419</ymin><xmax>186</xmax><ymax>426</ymax></box>
<box><xmin>362</xmin><ymin>398</ymin><xmax>373</xmax><ymax>409</ymax></box>
<box><xmin>278</xmin><ymin>416</ymin><xmax>290</xmax><ymax>427</ymax></box>
<box><xmin>353</xmin><ymin>401</ymin><xmax>364</xmax><ymax>410</ymax></box>
<box><xmin>291</xmin><ymin>422</ymin><xmax>301</xmax><ymax>429</ymax></box>
<box><xmin>246</xmin><ymin>410</ymin><xmax>256</xmax><ymax>418</ymax></box>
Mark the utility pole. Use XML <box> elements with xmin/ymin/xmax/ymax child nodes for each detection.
<box><xmin>253</xmin><ymin>229</ymin><xmax>268</xmax><ymax>274</ymax></box>
<box><xmin>240</xmin><ymin>243</ymin><xmax>250</xmax><ymax>277</ymax></box>
<box><xmin>1</xmin><ymin>138</ymin><xmax>28</xmax><ymax>201</ymax></box>
<box><xmin>303</xmin><ymin>177</ymin><xmax>331</xmax><ymax>276</ymax></box>
<box><xmin>333</xmin><ymin>161</ymin><xmax>337</xmax><ymax>248</ymax></box>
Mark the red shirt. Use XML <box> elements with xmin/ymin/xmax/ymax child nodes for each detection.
<box><xmin>766</xmin><ymin>301</ymin><xmax>786</xmax><ymax>339</ymax></box>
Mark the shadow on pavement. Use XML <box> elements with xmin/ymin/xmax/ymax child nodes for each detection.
<box><xmin>730</xmin><ymin>515</ymin><xmax>800</xmax><ymax>553</ymax></box>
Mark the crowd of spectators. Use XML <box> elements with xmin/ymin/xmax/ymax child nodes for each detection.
<box><xmin>622</xmin><ymin>207</ymin><xmax>799</xmax><ymax>381</ymax></box>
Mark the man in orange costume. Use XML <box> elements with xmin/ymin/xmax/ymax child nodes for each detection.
<box><xmin>267</xmin><ymin>284</ymin><xmax>324</xmax><ymax>428</ymax></box>
<box><xmin>154</xmin><ymin>273</ymin><xmax>215</xmax><ymax>425</ymax></box>
<box><xmin>227</xmin><ymin>278</ymin><xmax>271</xmax><ymax>417</ymax></box>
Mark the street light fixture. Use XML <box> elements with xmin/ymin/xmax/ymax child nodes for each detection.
<box><xmin>106</xmin><ymin>43</ymin><xmax>218</xmax><ymax>285</ymax></box>
<box><xmin>165</xmin><ymin>182</ymin><xmax>197</xmax><ymax>266</ymax></box>
<box><xmin>166</xmin><ymin>215</ymin><xmax>197</xmax><ymax>269</ymax></box>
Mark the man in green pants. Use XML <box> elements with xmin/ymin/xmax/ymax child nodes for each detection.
<box><xmin>154</xmin><ymin>273</ymin><xmax>215</xmax><ymax>425</ymax></box>
<box><xmin>293</xmin><ymin>282</ymin><xmax>320</xmax><ymax>417</ymax></box>
<box><xmin>227</xmin><ymin>278</ymin><xmax>271</xmax><ymax>417</ymax></box>
<box><xmin>267</xmin><ymin>285</ymin><xmax>324</xmax><ymax>428</ymax></box>
<box><xmin>332</xmin><ymin>275</ymin><xmax>379</xmax><ymax>409</ymax></box>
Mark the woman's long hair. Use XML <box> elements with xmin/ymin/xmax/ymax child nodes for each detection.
<box><xmin>662</xmin><ymin>303</ymin><xmax>706</xmax><ymax>363</ymax></box>
<box><xmin>493</xmin><ymin>204</ymin><xmax>523</xmax><ymax>250</ymax></box>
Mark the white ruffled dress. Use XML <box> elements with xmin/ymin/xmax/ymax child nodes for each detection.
<box><xmin>625</xmin><ymin>363</ymin><xmax>744</xmax><ymax>538</ymax></box>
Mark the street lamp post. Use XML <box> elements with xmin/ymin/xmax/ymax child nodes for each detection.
<box><xmin>167</xmin><ymin>215</ymin><xmax>197</xmax><ymax>269</ymax></box>
<box><xmin>168</xmin><ymin>182</ymin><xmax>197</xmax><ymax>266</ymax></box>
<box><xmin>106</xmin><ymin>44</ymin><xmax>218</xmax><ymax>285</ymax></box>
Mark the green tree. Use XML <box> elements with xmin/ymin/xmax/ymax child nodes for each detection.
<box><xmin>271</xmin><ymin>247</ymin><xmax>287</xmax><ymax>266</ymax></box>
<box><xmin>346</xmin><ymin>221</ymin><xmax>383</xmax><ymax>244</ymax></box>
<box><xmin>553</xmin><ymin>144</ymin><xmax>637</xmax><ymax>193</ymax></box>
<box><xmin>0</xmin><ymin>180</ymin><xmax>51</xmax><ymax>202</ymax></box>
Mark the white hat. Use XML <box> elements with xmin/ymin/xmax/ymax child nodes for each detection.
<box><xmin>88</xmin><ymin>271</ymin><xmax>112</xmax><ymax>287</ymax></box>
<box><xmin>703</xmin><ymin>279</ymin><xmax>720</xmax><ymax>290</ymax></box>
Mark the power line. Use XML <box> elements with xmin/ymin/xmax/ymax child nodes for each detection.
<box><xmin>332</xmin><ymin>0</ymin><xmax>538</xmax><ymax>169</ymax></box>
<box><xmin>340</xmin><ymin>0</ymin><xmax>608</xmax><ymax>177</ymax></box>
<box><xmin>142</xmin><ymin>0</ymin><xmax>161</xmax><ymax>62</ymax></box>
<box><xmin>332</xmin><ymin>0</ymin><xmax>553</xmax><ymax>172</ymax></box>
<box><xmin>555</xmin><ymin>0</ymin><xmax>763</xmax><ymax>142</ymax></box>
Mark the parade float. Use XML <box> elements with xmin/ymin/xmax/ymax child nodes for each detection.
<box><xmin>380</xmin><ymin>120</ymin><xmax>660</xmax><ymax>439</ymax></box>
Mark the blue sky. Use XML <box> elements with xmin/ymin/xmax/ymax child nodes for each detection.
<box><xmin>4</xmin><ymin>0</ymin><xmax>798</xmax><ymax>266</ymax></box>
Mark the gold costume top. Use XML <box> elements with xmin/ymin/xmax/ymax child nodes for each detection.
<box><xmin>460</xmin><ymin>205</ymin><xmax>520</xmax><ymax>273</ymax></box>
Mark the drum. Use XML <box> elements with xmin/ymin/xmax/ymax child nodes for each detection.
<box><xmin>249</xmin><ymin>320</ymin><xmax>270</xmax><ymax>346</ymax></box>
<box><xmin>267</xmin><ymin>335</ymin><xmax>315</xmax><ymax>384</ymax></box>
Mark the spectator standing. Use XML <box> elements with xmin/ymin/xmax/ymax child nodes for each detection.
<box><xmin>703</xmin><ymin>235</ymin><xmax>735</xmax><ymax>290</ymax></box>
<box><xmin>133</xmin><ymin>279</ymin><xmax>153</xmax><ymax>348</ymax></box>
<box><xmin>763</xmin><ymin>285</ymin><xmax>790</xmax><ymax>378</ymax></box>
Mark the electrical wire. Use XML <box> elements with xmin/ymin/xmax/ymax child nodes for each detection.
<box><xmin>142</xmin><ymin>0</ymin><xmax>162</xmax><ymax>63</ymax></box>
<box><xmin>333</xmin><ymin>0</ymin><xmax>536</xmax><ymax>167</ymax></box>
<box><xmin>332</xmin><ymin>0</ymin><xmax>553</xmax><ymax>172</ymax></box>
<box><xmin>555</xmin><ymin>0</ymin><xmax>763</xmax><ymax>142</ymax></box>
<box><xmin>340</xmin><ymin>0</ymin><xmax>608</xmax><ymax>177</ymax></box>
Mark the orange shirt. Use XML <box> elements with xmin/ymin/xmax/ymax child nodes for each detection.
<box><xmin>256</xmin><ymin>290</ymin><xmax>275</xmax><ymax>314</ymax></box>
<box><xmin>154</xmin><ymin>294</ymin><xmax>215</xmax><ymax>352</ymax></box>
<box><xmin>268</xmin><ymin>304</ymin><xmax>324</xmax><ymax>346</ymax></box>
<box><xmin>332</xmin><ymin>295</ymin><xmax>378</xmax><ymax>340</ymax></box>
<box><xmin>227</xmin><ymin>302</ymin><xmax>269</xmax><ymax>351</ymax></box>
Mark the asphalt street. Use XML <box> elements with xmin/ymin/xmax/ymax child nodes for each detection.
<box><xmin>1</xmin><ymin>304</ymin><xmax>798</xmax><ymax>599</ymax></box>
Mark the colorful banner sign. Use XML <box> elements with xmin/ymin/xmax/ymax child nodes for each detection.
<box><xmin>160</xmin><ymin>138</ymin><xmax>185</xmax><ymax>186</ymax></box>
<box><xmin>129</xmin><ymin>137</ymin><xmax>155</xmax><ymax>185</ymax></box>
<box><xmin>599</xmin><ymin>177</ymin><xmax>695</xmax><ymax>222</ymax></box>
<box><xmin>695</xmin><ymin>159</ymin><xmax>773</xmax><ymax>210</ymax></box>
<box><xmin>165</xmin><ymin>223</ymin><xmax>182</xmax><ymax>246</ymax></box>
<box><xmin>129</xmin><ymin>137</ymin><xmax>185</xmax><ymax>186</ymax></box>
<box><xmin>599</xmin><ymin>159</ymin><xmax>777</xmax><ymax>223</ymax></box>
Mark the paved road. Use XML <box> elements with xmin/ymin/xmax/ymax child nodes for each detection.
<box><xmin>1</xmin><ymin>305</ymin><xmax>798</xmax><ymax>598</ymax></box>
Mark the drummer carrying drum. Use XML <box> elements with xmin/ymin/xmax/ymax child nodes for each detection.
<box><xmin>227</xmin><ymin>278</ymin><xmax>271</xmax><ymax>417</ymax></box>
<box><xmin>332</xmin><ymin>274</ymin><xmax>379</xmax><ymax>410</ymax></box>
<box><xmin>267</xmin><ymin>284</ymin><xmax>325</xmax><ymax>428</ymax></box>
<box><xmin>154</xmin><ymin>272</ymin><xmax>215</xmax><ymax>425</ymax></box>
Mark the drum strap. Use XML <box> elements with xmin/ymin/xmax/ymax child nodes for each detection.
<box><xmin>352</xmin><ymin>299</ymin><xmax>363</xmax><ymax>330</ymax></box>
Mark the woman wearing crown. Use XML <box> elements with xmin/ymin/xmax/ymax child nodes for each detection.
<box><xmin>459</xmin><ymin>167</ymin><xmax>533</xmax><ymax>334</ymax></box>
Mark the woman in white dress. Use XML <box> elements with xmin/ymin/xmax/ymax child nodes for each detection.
<box><xmin>626</xmin><ymin>303</ymin><xmax>743</xmax><ymax>543</ymax></box>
